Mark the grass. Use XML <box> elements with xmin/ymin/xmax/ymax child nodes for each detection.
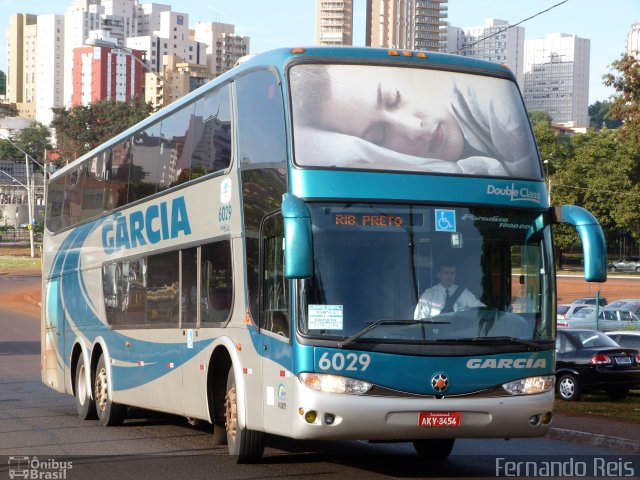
<box><xmin>554</xmin><ymin>390</ymin><xmax>640</xmax><ymax>422</ymax></box>
<box><xmin>0</xmin><ymin>255</ymin><xmax>41</xmax><ymax>270</ymax></box>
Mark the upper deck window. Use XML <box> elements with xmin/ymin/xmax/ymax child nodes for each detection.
<box><xmin>290</xmin><ymin>64</ymin><xmax>542</xmax><ymax>180</ymax></box>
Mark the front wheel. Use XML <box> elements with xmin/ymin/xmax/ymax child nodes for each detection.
<box><xmin>609</xmin><ymin>266</ymin><xmax>617</xmax><ymax>272</ymax></box>
<box><xmin>225</xmin><ymin>367</ymin><xmax>264</xmax><ymax>463</ymax></box>
<box><xmin>94</xmin><ymin>354</ymin><xmax>127</xmax><ymax>426</ymax></box>
<box><xmin>75</xmin><ymin>355</ymin><xmax>97</xmax><ymax>420</ymax></box>
<box><xmin>556</xmin><ymin>373</ymin><xmax>581</xmax><ymax>401</ymax></box>
<box><xmin>413</xmin><ymin>438</ymin><xmax>455</xmax><ymax>459</ymax></box>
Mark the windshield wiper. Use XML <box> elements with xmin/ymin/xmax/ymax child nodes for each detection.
<box><xmin>338</xmin><ymin>319</ymin><xmax>450</xmax><ymax>349</ymax></box>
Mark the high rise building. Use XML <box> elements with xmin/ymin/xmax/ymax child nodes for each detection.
<box><xmin>366</xmin><ymin>0</ymin><xmax>448</xmax><ymax>52</ymax></box>
<box><xmin>523</xmin><ymin>33</ymin><xmax>590</xmax><ymax>127</ymax></box>
<box><xmin>194</xmin><ymin>22</ymin><xmax>250</xmax><ymax>77</ymax></box>
<box><xmin>447</xmin><ymin>18</ymin><xmax>525</xmax><ymax>87</ymax></box>
<box><xmin>315</xmin><ymin>0</ymin><xmax>353</xmax><ymax>46</ymax></box>
<box><xmin>71</xmin><ymin>44</ymin><xmax>143</xmax><ymax>106</ymax></box>
<box><xmin>627</xmin><ymin>22</ymin><xmax>640</xmax><ymax>59</ymax></box>
<box><xmin>36</xmin><ymin>15</ymin><xmax>65</xmax><ymax>125</ymax></box>
<box><xmin>6</xmin><ymin>14</ymin><xmax>37</xmax><ymax>106</ymax></box>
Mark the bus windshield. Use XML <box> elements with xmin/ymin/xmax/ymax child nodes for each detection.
<box><xmin>297</xmin><ymin>203</ymin><xmax>554</xmax><ymax>343</ymax></box>
<box><xmin>289</xmin><ymin>63</ymin><xmax>542</xmax><ymax>180</ymax></box>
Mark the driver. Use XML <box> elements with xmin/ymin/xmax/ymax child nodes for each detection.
<box><xmin>414</xmin><ymin>262</ymin><xmax>484</xmax><ymax>319</ymax></box>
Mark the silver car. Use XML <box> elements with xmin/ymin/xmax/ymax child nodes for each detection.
<box><xmin>559</xmin><ymin>305</ymin><xmax>640</xmax><ymax>332</ymax></box>
<box><xmin>608</xmin><ymin>257</ymin><xmax>640</xmax><ymax>272</ymax></box>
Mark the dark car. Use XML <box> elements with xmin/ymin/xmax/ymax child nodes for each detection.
<box><xmin>555</xmin><ymin>329</ymin><xmax>640</xmax><ymax>401</ymax></box>
<box><xmin>608</xmin><ymin>256</ymin><xmax>640</xmax><ymax>272</ymax></box>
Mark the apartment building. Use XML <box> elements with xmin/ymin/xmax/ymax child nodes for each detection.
<box><xmin>627</xmin><ymin>22</ymin><xmax>640</xmax><ymax>59</ymax></box>
<box><xmin>366</xmin><ymin>0</ymin><xmax>448</xmax><ymax>52</ymax></box>
<box><xmin>194</xmin><ymin>22</ymin><xmax>250</xmax><ymax>76</ymax></box>
<box><xmin>36</xmin><ymin>15</ymin><xmax>65</xmax><ymax>125</ymax></box>
<box><xmin>523</xmin><ymin>33</ymin><xmax>590</xmax><ymax>127</ymax></box>
<box><xmin>447</xmin><ymin>18</ymin><xmax>524</xmax><ymax>87</ymax></box>
<box><xmin>71</xmin><ymin>44</ymin><xmax>143</xmax><ymax>106</ymax></box>
<box><xmin>315</xmin><ymin>0</ymin><xmax>353</xmax><ymax>46</ymax></box>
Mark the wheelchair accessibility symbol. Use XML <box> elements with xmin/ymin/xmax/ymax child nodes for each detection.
<box><xmin>435</xmin><ymin>209</ymin><xmax>456</xmax><ymax>232</ymax></box>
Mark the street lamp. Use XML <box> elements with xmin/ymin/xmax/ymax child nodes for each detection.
<box><xmin>85</xmin><ymin>38</ymin><xmax>178</xmax><ymax>104</ymax></box>
<box><xmin>0</xmin><ymin>168</ymin><xmax>35</xmax><ymax>257</ymax></box>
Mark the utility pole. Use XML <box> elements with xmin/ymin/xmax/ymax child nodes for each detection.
<box><xmin>24</xmin><ymin>154</ymin><xmax>35</xmax><ymax>258</ymax></box>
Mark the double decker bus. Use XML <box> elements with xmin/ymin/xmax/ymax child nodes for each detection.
<box><xmin>41</xmin><ymin>47</ymin><xmax>607</xmax><ymax>462</ymax></box>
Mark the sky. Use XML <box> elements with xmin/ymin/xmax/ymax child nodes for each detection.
<box><xmin>0</xmin><ymin>0</ymin><xmax>638</xmax><ymax>103</ymax></box>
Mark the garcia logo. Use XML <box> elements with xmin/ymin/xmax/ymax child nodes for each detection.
<box><xmin>102</xmin><ymin>196</ymin><xmax>192</xmax><ymax>255</ymax></box>
<box><xmin>466</xmin><ymin>358</ymin><xmax>547</xmax><ymax>369</ymax></box>
<box><xmin>487</xmin><ymin>184</ymin><xmax>542</xmax><ymax>204</ymax></box>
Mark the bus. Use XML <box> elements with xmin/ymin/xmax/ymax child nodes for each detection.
<box><xmin>41</xmin><ymin>47</ymin><xmax>607</xmax><ymax>462</ymax></box>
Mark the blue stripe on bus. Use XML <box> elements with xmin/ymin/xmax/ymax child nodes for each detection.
<box><xmin>51</xmin><ymin>219</ymin><xmax>214</xmax><ymax>391</ymax></box>
<box><xmin>290</xmin><ymin>169</ymin><xmax>548</xmax><ymax>208</ymax></box>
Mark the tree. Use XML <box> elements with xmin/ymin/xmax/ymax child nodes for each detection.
<box><xmin>0</xmin><ymin>70</ymin><xmax>5</xmax><ymax>96</ymax></box>
<box><xmin>13</xmin><ymin>122</ymin><xmax>52</xmax><ymax>168</ymax></box>
<box><xmin>51</xmin><ymin>97</ymin><xmax>153</xmax><ymax>164</ymax></box>
<box><xmin>603</xmin><ymin>54</ymin><xmax>640</xmax><ymax>143</ymax></box>
<box><xmin>588</xmin><ymin>101</ymin><xmax>622</xmax><ymax>130</ymax></box>
<box><xmin>0</xmin><ymin>139</ymin><xmax>21</xmax><ymax>160</ymax></box>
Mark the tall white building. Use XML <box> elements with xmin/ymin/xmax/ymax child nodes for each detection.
<box><xmin>523</xmin><ymin>33</ymin><xmax>590</xmax><ymax>127</ymax></box>
<box><xmin>315</xmin><ymin>0</ymin><xmax>353</xmax><ymax>46</ymax></box>
<box><xmin>448</xmin><ymin>18</ymin><xmax>525</xmax><ymax>87</ymax></box>
<box><xmin>36</xmin><ymin>15</ymin><xmax>65</xmax><ymax>126</ymax></box>
<box><xmin>627</xmin><ymin>22</ymin><xmax>640</xmax><ymax>59</ymax></box>
<box><xmin>194</xmin><ymin>22</ymin><xmax>250</xmax><ymax>77</ymax></box>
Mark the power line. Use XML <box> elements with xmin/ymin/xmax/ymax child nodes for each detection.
<box><xmin>450</xmin><ymin>0</ymin><xmax>570</xmax><ymax>54</ymax></box>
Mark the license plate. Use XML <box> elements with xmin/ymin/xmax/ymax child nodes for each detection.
<box><xmin>419</xmin><ymin>412</ymin><xmax>461</xmax><ymax>428</ymax></box>
<box><xmin>616</xmin><ymin>356</ymin><xmax>632</xmax><ymax>365</ymax></box>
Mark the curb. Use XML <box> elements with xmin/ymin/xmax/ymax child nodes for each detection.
<box><xmin>548</xmin><ymin>427</ymin><xmax>640</xmax><ymax>453</ymax></box>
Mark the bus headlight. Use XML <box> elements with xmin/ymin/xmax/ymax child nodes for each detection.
<box><xmin>299</xmin><ymin>372</ymin><xmax>372</xmax><ymax>395</ymax></box>
<box><xmin>502</xmin><ymin>376</ymin><xmax>555</xmax><ymax>395</ymax></box>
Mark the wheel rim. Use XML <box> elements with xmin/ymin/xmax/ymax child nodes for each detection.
<box><xmin>77</xmin><ymin>363</ymin><xmax>86</xmax><ymax>406</ymax></box>
<box><xmin>95</xmin><ymin>366</ymin><xmax>109</xmax><ymax>412</ymax></box>
<box><xmin>225</xmin><ymin>384</ymin><xmax>237</xmax><ymax>443</ymax></box>
<box><xmin>559</xmin><ymin>377</ymin><xmax>575</xmax><ymax>399</ymax></box>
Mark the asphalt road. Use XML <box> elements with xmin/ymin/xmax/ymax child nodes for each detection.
<box><xmin>0</xmin><ymin>272</ymin><xmax>631</xmax><ymax>480</ymax></box>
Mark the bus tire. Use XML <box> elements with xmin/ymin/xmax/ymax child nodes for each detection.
<box><xmin>75</xmin><ymin>355</ymin><xmax>97</xmax><ymax>420</ymax></box>
<box><xmin>413</xmin><ymin>438</ymin><xmax>455</xmax><ymax>459</ymax></box>
<box><xmin>225</xmin><ymin>367</ymin><xmax>264</xmax><ymax>463</ymax></box>
<box><xmin>94</xmin><ymin>354</ymin><xmax>126</xmax><ymax>426</ymax></box>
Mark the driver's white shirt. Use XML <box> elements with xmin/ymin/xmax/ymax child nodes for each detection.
<box><xmin>414</xmin><ymin>284</ymin><xmax>484</xmax><ymax>319</ymax></box>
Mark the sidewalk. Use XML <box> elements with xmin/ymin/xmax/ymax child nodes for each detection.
<box><xmin>548</xmin><ymin>412</ymin><xmax>640</xmax><ymax>453</ymax></box>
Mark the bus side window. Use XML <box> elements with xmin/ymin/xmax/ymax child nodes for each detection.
<box><xmin>200</xmin><ymin>240</ymin><xmax>233</xmax><ymax>324</ymax></box>
<box><xmin>261</xmin><ymin>214</ymin><xmax>289</xmax><ymax>338</ymax></box>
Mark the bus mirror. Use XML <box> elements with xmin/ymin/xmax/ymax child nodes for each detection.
<box><xmin>552</xmin><ymin>205</ymin><xmax>607</xmax><ymax>282</ymax></box>
<box><xmin>282</xmin><ymin>193</ymin><xmax>313</xmax><ymax>279</ymax></box>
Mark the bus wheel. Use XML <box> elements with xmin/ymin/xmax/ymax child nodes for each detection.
<box><xmin>225</xmin><ymin>367</ymin><xmax>264</xmax><ymax>463</ymax></box>
<box><xmin>413</xmin><ymin>439</ymin><xmax>455</xmax><ymax>459</ymax></box>
<box><xmin>75</xmin><ymin>355</ymin><xmax>97</xmax><ymax>420</ymax></box>
<box><xmin>94</xmin><ymin>354</ymin><xmax>126</xmax><ymax>426</ymax></box>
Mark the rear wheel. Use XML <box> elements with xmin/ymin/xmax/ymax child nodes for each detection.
<box><xmin>75</xmin><ymin>355</ymin><xmax>97</xmax><ymax>420</ymax></box>
<box><xmin>225</xmin><ymin>367</ymin><xmax>264</xmax><ymax>463</ymax></box>
<box><xmin>94</xmin><ymin>354</ymin><xmax>126</xmax><ymax>426</ymax></box>
<box><xmin>556</xmin><ymin>373</ymin><xmax>581</xmax><ymax>401</ymax></box>
<box><xmin>609</xmin><ymin>266</ymin><xmax>617</xmax><ymax>272</ymax></box>
<box><xmin>413</xmin><ymin>439</ymin><xmax>455</xmax><ymax>459</ymax></box>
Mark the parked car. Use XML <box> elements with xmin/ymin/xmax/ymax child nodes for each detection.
<box><xmin>557</xmin><ymin>303</ymin><xmax>591</xmax><ymax>322</ymax></box>
<box><xmin>606</xmin><ymin>298</ymin><xmax>640</xmax><ymax>309</ymax></box>
<box><xmin>555</xmin><ymin>329</ymin><xmax>640</xmax><ymax>401</ymax></box>
<box><xmin>570</xmin><ymin>297</ymin><xmax>608</xmax><ymax>307</ymax></box>
<box><xmin>607</xmin><ymin>256</ymin><xmax>640</xmax><ymax>272</ymax></box>
<box><xmin>606</xmin><ymin>331</ymin><xmax>640</xmax><ymax>349</ymax></box>
<box><xmin>558</xmin><ymin>304</ymin><xmax>640</xmax><ymax>332</ymax></box>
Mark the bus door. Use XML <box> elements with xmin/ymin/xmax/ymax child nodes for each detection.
<box><xmin>42</xmin><ymin>277</ymin><xmax>65</xmax><ymax>392</ymax></box>
<box><xmin>260</xmin><ymin>214</ymin><xmax>293</xmax><ymax>435</ymax></box>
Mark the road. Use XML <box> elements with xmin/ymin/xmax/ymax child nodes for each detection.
<box><xmin>0</xmin><ymin>270</ymin><xmax>632</xmax><ymax>480</ymax></box>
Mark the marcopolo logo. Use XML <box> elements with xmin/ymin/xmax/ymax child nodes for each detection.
<box><xmin>102</xmin><ymin>196</ymin><xmax>192</xmax><ymax>255</ymax></box>
<box><xmin>487</xmin><ymin>183</ymin><xmax>542</xmax><ymax>204</ymax></box>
